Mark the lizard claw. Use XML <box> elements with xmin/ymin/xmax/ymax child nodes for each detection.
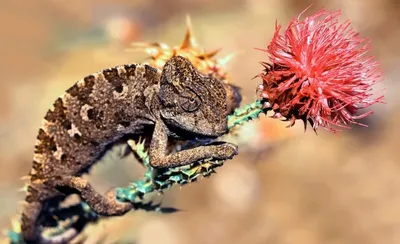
<box><xmin>215</xmin><ymin>142</ymin><xmax>238</xmax><ymax>160</ymax></box>
<box><xmin>105</xmin><ymin>189</ymin><xmax>133</xmax><ymax>214</ymax></box>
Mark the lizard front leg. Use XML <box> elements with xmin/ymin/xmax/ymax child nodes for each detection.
<box><xmin>149</xmin><ymin>122</ymin><xmax>238</xmax><ymax>168</ymax></box>
<box><xmin>48</xmin><ymin>176</ymin><xmax>132</xmax><ymax>216</ymax></box>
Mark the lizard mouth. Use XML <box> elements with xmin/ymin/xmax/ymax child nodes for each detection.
<box><xmin>161</xmin><ymin>117</ymin><xmax>226</xmax><ymax>140</ymax></box>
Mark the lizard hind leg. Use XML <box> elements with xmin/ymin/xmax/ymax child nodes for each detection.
<box><xmin>49</xmin><ymin>176</ymin><xmax>133</xmax><ymax>216</ymax></box>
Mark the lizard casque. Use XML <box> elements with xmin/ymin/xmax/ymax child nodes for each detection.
<box><xmin>20</xmin><ymin>55</ymin><xmax>240</xmax><ymax>243</ymax></box>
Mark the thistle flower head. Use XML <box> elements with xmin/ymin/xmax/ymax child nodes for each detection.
<box><xmin>257</xmin><ymin>9</ymin><xmax>383</xmax><ymax>132</ymax></box>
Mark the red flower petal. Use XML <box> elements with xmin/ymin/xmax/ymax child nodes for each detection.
<box><xmin>257</xmin><ymin>8</ymin><xmax>384</xmax><ymax>132</ymax></box>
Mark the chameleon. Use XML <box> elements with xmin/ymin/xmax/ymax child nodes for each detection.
<box><xmin>20</xmin><ymin>55</ymin><xmax>241</xmax><ymax>243</ymax></box>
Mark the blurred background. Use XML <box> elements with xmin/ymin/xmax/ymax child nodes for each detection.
<box><xmin>0</xmin><ymin>0</ymin><xmax>399</xmax><ymax>243</ymax></box>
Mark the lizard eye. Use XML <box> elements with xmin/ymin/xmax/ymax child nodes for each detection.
<box><xmin>179</xmin><ymin>90</ymin><xmax>201</xmax><ymax>112</ymax></box>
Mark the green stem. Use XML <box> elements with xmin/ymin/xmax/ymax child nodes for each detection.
<box><xmin>116</xmin><ymin>99</ymin><xmax>265</xmax><ymax>203</ymax></box>
<box><xmin>7</xmin><ymin>100</ymin><xmax>266</xmax><ymax>242</ymax></box>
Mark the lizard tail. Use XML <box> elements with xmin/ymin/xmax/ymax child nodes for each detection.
<box><xmin>20</xmin><ymin>200</ymin><xmax>42</xmax><ymax>243</ymax></box>
<box><xmin>19</xmin><ymin>200</ymin><xmax>79</xmax><ymax>244</ymax></box>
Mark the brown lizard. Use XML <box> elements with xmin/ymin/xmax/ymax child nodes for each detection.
<box><xmin>20</xmin><ymin>55</ymin><xmax>240</xmax><ymax>243</ymax></box>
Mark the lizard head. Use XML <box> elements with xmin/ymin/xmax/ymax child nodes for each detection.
<box><xmin>158</xmin><ymin>56</ymin><xmax>232</xmax><ymax>139</ymax></box>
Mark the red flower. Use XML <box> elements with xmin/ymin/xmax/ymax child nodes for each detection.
<box><xmin>257</xmin><ymin>8</ymin><xmax>383</xmax><ymax>132</ymax></box>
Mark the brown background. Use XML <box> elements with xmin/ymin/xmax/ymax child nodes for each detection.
<box><xmin>0</xmin><ymin>0</ymin><xmax>399</xmax><ymax>243</ymax></box>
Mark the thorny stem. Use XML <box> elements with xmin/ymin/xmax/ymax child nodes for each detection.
<box><xmin>8</xmin><ymin>100</ymin><xmax>267</xmax><ymax>242</ymax></box>
<box><xmin>115</xmin><ymin>99</ymin><xmax>266</xmax><ymax>203</ymax></box>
